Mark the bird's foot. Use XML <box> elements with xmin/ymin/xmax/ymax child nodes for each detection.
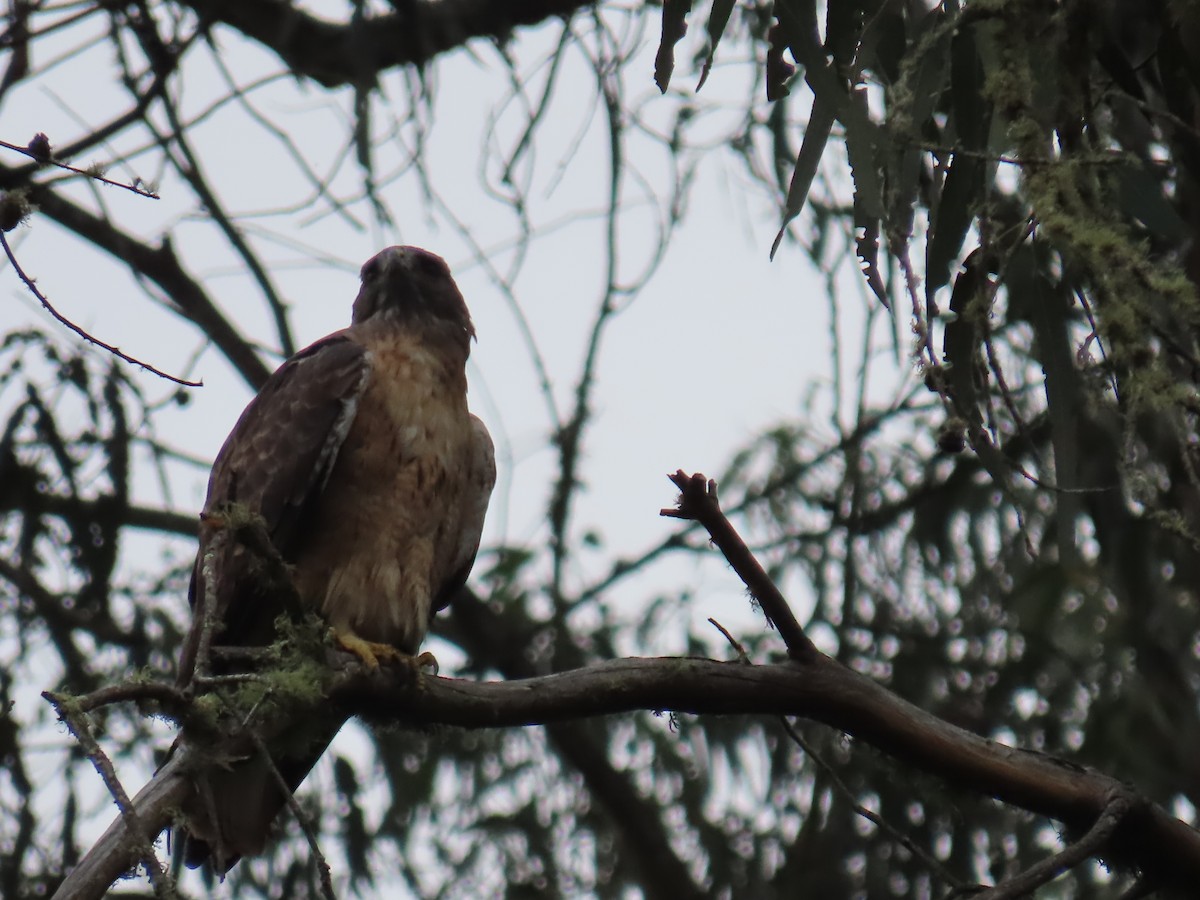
<box><xmin>334</xmin><ymin>631</ymin><xmax>438</xmax><ymax>685</ymax></box>
<box><xmin>334</xmin><ymin>630</ymin><xmax>402</xmax><ymax>670</ymax></box>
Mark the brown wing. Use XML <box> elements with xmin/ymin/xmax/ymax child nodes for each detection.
<box><xmin>433</xmin><ymin>413</ymin><xmax>496</xmax><ymax>612</ymax></box>
<box><xmin>177</xmin><ymin>333</ymin><xmax>370</xmax><ymax>685</ymax></box>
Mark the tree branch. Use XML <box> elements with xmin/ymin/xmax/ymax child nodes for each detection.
<box><xmin>0</xmin><ymin>233</ymin><xmax>200</xmax><ymax>386</ymax></box>
<box><xmin>44</xmin><ymin>693</ymin><xmax>179</xmax><ymax>899</ymax></box>
<box><xmin>179</xmin><ymin>0</ymin><xmax>598</xmax><ymax>89</ymax></box>
<box><xmin>662</xmin><ymin>470</ymin><xmax>818</xmax><ymax>661</ymax></box>
<box><xmin>131</xmin><ymin>20</ymin><xmax>296</xmax><ymax>358</ymax></box>
<box><xmin>973</xmin><ymin>786</ymin><xmax>1132</xmax><ymax>898</ymax></box>
<box><xmin>0</xmin><ymin>135</ymin><xmax>159</xmax><ymax>198</ymax></box>
<box><xmin>59</xmin><ymin>654</ymin><xmax>1200</xmax><ymax>898</ymax></box>
<box><xmin>54</xmin><ymin>471</ymin><xmax>1200</xmax><ymax>899</ymax></box>
<box><xmin>0</xmin><ymin>489</ymin><xmax>198</xmax><ymax>539</ymax></box>
<box><xmin>4</xmin><ymin>173</ymin><xmax>273</xmax><ymax>390</ymax></box>
<box><xmin>336</xmin><ymin>658</ymin><xmax>1197</xmax><ymax>888</ymax></box>
<box><xmin>52</xmin><ymin>751</ymin><xmax>193</xmax><ymax>900</ymax></box>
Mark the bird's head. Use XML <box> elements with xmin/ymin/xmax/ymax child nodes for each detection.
<box><xmin>351</xmin><ymin>246</ymin><xmax>474</xmax><ymax>339</ymax></box>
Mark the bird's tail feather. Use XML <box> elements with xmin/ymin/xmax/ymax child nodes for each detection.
<box><xmin>177</xmin><ymin>715</ymin><xmax>346</xmax><ymax>875</ymax></box>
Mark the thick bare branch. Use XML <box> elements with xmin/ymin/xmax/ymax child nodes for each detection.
<box><xmin>0</xmin><ymin>489</ymin><xmax>199</xmax><ymax>539</ymax></box>
<box><xmin>179</xmin><ymin>0</ymin><xmax>598</xmax><ymax>88</ymax></box>
<box><xmin>60</xmin><ymin>655</ymin><xmax>1200</xmax><ymax>898</ymax></box>
<box><xmin>337</xmin><ymin>658</ymin><xmax>1197</xmax><ymax>889</ymax></box>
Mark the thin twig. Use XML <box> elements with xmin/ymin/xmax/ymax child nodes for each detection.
<box><xmin>707</xmin><ymin>617</ymin><xmax>750</xmax><ymax>664</ymax></box>
<box><xmin>193</xmin><ymin>673</ymin><xmax>272</xmax><ymax>688</ymax></box>
<box><xmin>0</xmin><ymin>136</ymin><xmax>160</xmax><ymax>198</ymax></box>
<box><xmin>1</xmin><ymin>233</ymin><xmax>202</xmax><ymax>386</ymax></box>
<box><xmin>661</xmin><ymin>470</ymin><xmax>818</xmax><ymax>661</ymax></box>
<box><xmin>70</xmin><ymin>681</ymin><xmax>190</xmax><ymax>717</ymax></box>
<box><xmin>148</xmin><ymin>86</ymin><xmax>295</xmax><ymax>356</ymax></box>
<box><xmin>248</xmin><ymin>732</ymin><xmax>336</xmax><ymax>900</ymax></box>
<box><xmin>548</xmin><ymin>24</ymin><xmax>627</xmax><ymax>610</ymax></box>
<box><xmin>913</xmin><ymin>140</ymin><xmax>1138</xmax><ymax>169</ymax></box>
<box><xmin>971</xmin><ymin>787</ymin><xmax>1133</xmax><ymax>900</ymax></box>
<box><xmin>778</xmin><ymin>717</ymin><xmax>972</xmax><ymax>893</ymax></box>
<box><xmin>43</xmin><ymin>693</ymin><xmax>177</xmax><ymax>898</ymax></box>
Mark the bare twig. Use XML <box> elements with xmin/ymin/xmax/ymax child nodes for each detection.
<box><xmin>707</xmin><ymin>617</ymin><xmax>750</xmax><ymax>664</ymax></box>
<box><xmin>778</xmin><ymin>717</ymin><xmax>972</xmax><ymax>893</ymax></box>
<box><xmin>51</xmin><ymin>750</ymin><xmax>193</xmax><ymax>900</ymax></box>
<box><xmin>43</xmin><ymin>693</ymin><xmax>177</xmax><ymax>898</ymax></box>
<box><xmin>70</xmin><ymin>681</ymin><xmax>190</xmax><ymax>717</ymax></box>
<box><xmin>0</xmin><ymin>135</ymin><xmax>160</xmax><ymax>198</ymax></box>
<box><xmin>972</xmin><ymin>787</ymin><xmax>1134</xmax><ymax>900</ymax></box>
<box><xmin>147</xmin><ymin>85</ymin><xmax>295</xmax><ymax>356</ymax></box>
<box><xmin>192</xmin><ymin>672</ymin><xmax>272</xmax><ymax>689</ymax></box>
<box><xmin>25</xmin><ymin>181</ymin><xmax>272</xmax><ymax>389</ymax></box>
<box><xmin>914</xmin><ymin>140</ymin><xmax>1139</xmax><ymax>169</ymax></box>
<box><xmin>547</xmin><ymin>23</ymin><xmax>627</xmax><ymax>610</ymax></box>
<box><xmin>249</xmin><ymin>733</ymin><xmax>336</xmax><ymax>900</ymax></box>
<box><xmin>0</xmin><ymin>233</ymin><xmax>202</xmax><ymax>386</ymax></box>
<box><xmin>661</xmin><ymin>470</ymin><xmax>818</xmax><ymax>661</ymax></box>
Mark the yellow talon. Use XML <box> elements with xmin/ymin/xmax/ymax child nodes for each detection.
<box><xmin>333</xmin><ymin>631</ymin><xmax>438</xmax><ymax>683</ymax></box>
<box><xmin>334</xmin><ymin>630</ymin><xmax>404</xmax><ymax>671</ymax></box>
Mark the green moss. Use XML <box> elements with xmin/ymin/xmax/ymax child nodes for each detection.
<box><xmin>977</xmin><ymin>0</ymin><xmax>1200</xmax><ymax>423</ymax></box>
<box><xmin>46</xmin><ymin>691</ymin><xmax>82</xmax><ymax>720</ymax></box>
<box><xmin>187</xmin><ymin>693</ymin><xmax>224</xmax><ymax>733</ymax></box>
<box><xmin>181</xmin><ymin>611</ymin><xmax>336</xmax><ymax>745</ymax></box>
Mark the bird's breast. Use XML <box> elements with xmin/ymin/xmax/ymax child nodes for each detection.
<box><xmin>291</xmin><ymin>329</ymin><xmax>474</xmax><ymax>651</ymax></box>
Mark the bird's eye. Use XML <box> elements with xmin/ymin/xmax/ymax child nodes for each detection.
<box><xmin>361</xmin><ymin>259</ymin><xmax>382</xmax><ymax>283</ymax></box>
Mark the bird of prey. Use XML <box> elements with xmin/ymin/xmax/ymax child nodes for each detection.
<box><xmin>174</xmin><ymin>246</ymin><xmax>495</xmax><ymax>874</ymax></box>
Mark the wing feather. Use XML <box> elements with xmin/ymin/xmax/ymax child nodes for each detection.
<box><xmin>434</xmin><ymin>413</ymin><xmax>496</xmax><ymax>611</ymax></box>
<box><xmin>177</xmin><ymin>334</ymin><xmax>370</xmax><ymax>684</ymax></box>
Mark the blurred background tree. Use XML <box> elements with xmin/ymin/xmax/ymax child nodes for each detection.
<box><xmin>2</xmin><ymin>0</ymin><xmax>1199</xmax><ymax>897</ymax></box>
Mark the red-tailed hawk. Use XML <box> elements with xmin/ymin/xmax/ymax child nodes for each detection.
<box><xmin>176</xmin><ymin>246</ymin><xmax>495</xmax><ymax>873</ymax></box>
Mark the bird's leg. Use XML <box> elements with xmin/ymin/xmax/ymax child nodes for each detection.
<box><xmin>333</xmin><ymin>630</ymin><xmax>401</xmax><ymax>670</ymax></box>
<box><xmin>333</xmin><ymin>630</ymin><xmax>438</xmax><ymax>683</ymax></box>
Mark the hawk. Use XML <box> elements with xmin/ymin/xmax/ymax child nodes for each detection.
<box><xmin>175</xmin><ymin>246</ymin><xmax>495</xmax><ymax>873</ymax></box>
